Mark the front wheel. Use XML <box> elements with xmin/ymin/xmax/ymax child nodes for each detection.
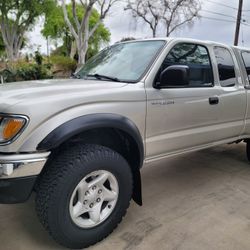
<box><xmin>36</xmin><ymin>144</ymin><xmax>133</xmax><ymax>249</ymax></box>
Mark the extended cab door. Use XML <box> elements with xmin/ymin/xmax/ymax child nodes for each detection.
<box><xmin>239</xmin><ymin>50</ymin><xmax>250</xmax><ymax>136</ymax></box>
<box><xmin>145</xmin><ymin>41</ymin><xmax>221</xmax><ymax>160</ymax></box>
<box><xmin>212</xmin><ymin>46</ymin><xmax>246</xmax><ymax>141</ymax></box>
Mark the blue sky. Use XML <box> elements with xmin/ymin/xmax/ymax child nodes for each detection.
<box><xmin>26</xmin><ymin>0</ymin><xmax>250</xmax><ymax>54</ymax></box>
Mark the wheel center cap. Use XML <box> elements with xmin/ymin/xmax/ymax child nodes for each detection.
<box><xmin>87</xmin><ymin>190</ymin><xmax>97</xmax><ymax>203</ymax></box>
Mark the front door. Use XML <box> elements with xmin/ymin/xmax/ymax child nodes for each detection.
<box><xmin>145</xmin><ymin>42</ymin><xmax>221</xmax><ymax>160</ymax></box>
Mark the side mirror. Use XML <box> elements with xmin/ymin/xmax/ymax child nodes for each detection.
<box><xmin>157</xmin><ymin>65</ymin><xmax>190</xmax><ymax>88</ymax></box>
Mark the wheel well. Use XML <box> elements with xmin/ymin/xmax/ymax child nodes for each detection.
<box><xmin>40</xmin><ymin>127</ymin><xmax>143</xmax><ymax>205</ymax></box>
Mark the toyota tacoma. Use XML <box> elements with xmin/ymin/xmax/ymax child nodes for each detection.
<box><xmin>1</xmin><ymin>38</ymin><xmax>250</xmax><ymax>248</ymax></box>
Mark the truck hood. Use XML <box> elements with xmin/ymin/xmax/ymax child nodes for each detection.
<box><xmin>0</xmin><ymin>79</ymin><xmax>127</xmax><ymax>112</ymax></box>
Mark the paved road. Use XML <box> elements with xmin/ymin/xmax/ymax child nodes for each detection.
<box><xmin>1</xmin><ymin>143</ymin><xmax>250</xmax><ymax>250</ymax></box>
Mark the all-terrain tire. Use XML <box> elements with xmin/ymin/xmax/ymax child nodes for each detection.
<box><xmin>35</xmin><ymin>144</ymin><xmax>133</xmax><ymax>249</ymax></box>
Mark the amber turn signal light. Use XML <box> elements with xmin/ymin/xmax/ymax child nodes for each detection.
<box><xmin>3</xmin><ymin>119</ymin><xmax>25</xmax><ymax>141</ymax></box>
<box><xmin>0</xmin><ymin>116</ymin><xmax>27</xmax><ymax>143</ymax></box>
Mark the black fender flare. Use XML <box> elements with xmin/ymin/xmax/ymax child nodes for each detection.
<box><xmin>37</xmin><ymin>113</ymin><xmax>144</xmax><ymax>166</ymax></box>
<box><xmin>37</xmin><ymin>113</ymin><xmax>144</xmax><ymax>205</ymax></box>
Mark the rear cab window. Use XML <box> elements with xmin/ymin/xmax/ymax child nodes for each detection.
<box><xmin>214</xmin><ymin>46</ymin><xmax>236</xmax><ymax>87</ymax></box>
<box><xmin>241</xmin><ymin>51</ymin><xmax>250</xmax><ymax>82</ymax></box>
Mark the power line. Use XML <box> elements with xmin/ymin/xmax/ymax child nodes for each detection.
<box><xmin>200</xmin><ymin>15</ymin><xmax>236</xmax><ymax>23</ymax></box>
<box><xmin>206</xmin><ymin>0</ymin><xmax>250</xmax><ymax>13</ymax></box>
<box><xmin>201</xmin><ymin>8</ymin><xmax>250</xmax><ymax>22</ymax></box>
<box><xmin>200</xmin><ymin>15</ymin><xmax>250</xmax><ymax>27</ymax></box>
<box><xmin>206</xmin><ymin>0</ymin><xmax>238</xmax><ymax>10</ymax></box>
<box><xmin>200</xmin><ymin>9</ymin><xmax>236</xmax><ymax>19</ymax></box>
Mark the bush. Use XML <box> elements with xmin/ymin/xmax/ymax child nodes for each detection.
<box><xmin>0</xmin><ymin>55</ymin><xmax>76</xmax><ymax>82</ymax></box>
<box><xmin>50</xmin><ymin>55</ymin><xmax>77</xmax><ymax>72</ymax></box>
<box><xmin>2</xmin><ymin>61</ymin><xmax>52</xmax><ymax>82</ymax></box>
<box><xmin>16</xmin><ymin>63</ymin><xmax>52</xmax><ymax>81</ymax></box>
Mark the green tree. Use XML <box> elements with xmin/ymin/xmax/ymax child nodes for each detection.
<box><xmin>61</xmin><ymin>0</ymin><xmax>117</xmax><ymax>66</ymax></box>
<box><xmin>0</xmin><ymin>34</ymin><xmax>5</xmax><ymax>57</ymax></box>
<box><xmin>0</xmin><ymin>0</ymin><xmax>56</xmax><ymax>61</ymax></box>
<box><xmin>42</xmin><ymin>3</ymin><xmax>110</xmax><ymax>61</ymax></box>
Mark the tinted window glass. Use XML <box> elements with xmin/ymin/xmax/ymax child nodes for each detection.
<box><xmin>157</xmin><ymin>43</ymin><xmax>213</xmax><ymax>87</ymax></box>
<box><xmin>214</xmin><ymin>47</ymin><xmax>236</xmax><ymax>87</ymax></box>
<box><xmin>242</xmin><ymin>51</ymin><xmax>250</xmax><ymax>81</ymax></box>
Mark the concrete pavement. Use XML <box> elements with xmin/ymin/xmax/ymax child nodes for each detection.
<box><xmin>1</xmin><ymin>143</ymin><xmax>250</xmax><ymax>250</ymax></box>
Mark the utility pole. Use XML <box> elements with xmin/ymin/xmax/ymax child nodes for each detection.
<box><xmin>234</xmin><ymin>0</ymin><xmax>243</xmax><ymax>46</ymax></box>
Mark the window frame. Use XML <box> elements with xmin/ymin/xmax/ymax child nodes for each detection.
<box><xmin>241</xmin><ymin>50</ymin><xmax>250</xmax><ymax>84</ymax></box>
<box><xmin>214</xmin><ymin>46</ymin><xmax>237</xmax><ymax>88</ymax></box>
<box><xmin>154</xmin><ymin>42</ymin><xmax>215</xmax><ymax>89</ymax></box>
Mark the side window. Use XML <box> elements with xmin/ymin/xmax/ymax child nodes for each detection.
<box><xmin>241</xmin><ymin>51</ymin><xmax>250</xmax><ymax>81</ymax></box>
<box><xmin>214</xmin><ymin>47</ymin><xmax>236</xmax><ymax>87</ymax></box>
<box><xmin>157</xmin><ymin>43</ymin><xmax>214</xmax><ymax>87</ymax></box>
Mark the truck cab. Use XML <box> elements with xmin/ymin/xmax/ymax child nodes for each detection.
<box><xmin>145</xmin><ymin>38</ymin><xmax>250</xmax><ymax>161</ymax></box>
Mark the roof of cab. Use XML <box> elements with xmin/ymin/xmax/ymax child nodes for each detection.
<box><xmin>233</xmin><ymin>45</ymin><xmax>250</xmax><ymax>52</ymax></box>
<box><xmin>119</xmin><ymin>37</ymin><xmax>250</xmax><ymax>51</ymax></box>
<box><xmin>132</xmin><ymin>37</ymin><xmax>231</xmax><ymax>47</ymax></box>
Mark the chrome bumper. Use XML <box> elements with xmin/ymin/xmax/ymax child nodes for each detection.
<box><xmin>0</xmin><ymin>152</ymin><xmax>50</xmax><ymax>179</ymax></box>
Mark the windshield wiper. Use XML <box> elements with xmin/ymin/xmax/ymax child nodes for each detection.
<box><xmin>86</xmin><ymin>74</ymin><xmax>121</xmax><ymax>82</ymax></box>
<box><xmin>71</xmin><ymin>72</ymin><xmax>81</xmax><ymax>79</ymax></box>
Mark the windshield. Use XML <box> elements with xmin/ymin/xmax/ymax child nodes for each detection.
<box><xmin>76</xmin><ymin>40</ymin><xmax>166</xmax><ymax>82</ymax></box>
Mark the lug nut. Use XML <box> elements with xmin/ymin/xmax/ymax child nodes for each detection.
<box><xmin>98</xmin><ymin>189</ymin><xmax>102</xmax><ymax>194</ymax></box>
<box><xmin>89</xmin><ymin>203</ymin><xmax>94</xmax><ymax>208</ymax></box>
<box><xmin>96</xmin><ymin>198</ymin><xmax>101</xmax><ymax>203</ymax></box>
<box><xmin>83</xmin><ymin>200</ymin><xmax>88</xmax><ymax>205</ymax></box>
<box><xmin>85</xmin><ymin>191</ymin><xmax>90</xmax><ymax>196</ymax></box>
<box><xmin>92</xmin><ymin>185</ymin><xmax>96</xmax><ymax>190</ymax></box>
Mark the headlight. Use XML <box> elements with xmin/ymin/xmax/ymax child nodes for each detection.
<box><xmin>0</xmin><ymin>115</ymin><xmax>28</xmax><ymax>144</ymax></box>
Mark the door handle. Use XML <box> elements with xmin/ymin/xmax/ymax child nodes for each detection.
<box><xmin>209</xmin><ymin>96</ymin><xmax>219</xmax><ymax>105</ymax></box>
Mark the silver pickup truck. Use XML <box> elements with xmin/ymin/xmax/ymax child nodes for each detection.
<box><xmin>1</xmin><ymin>38</ymin><xmax>250</xmax><ymax>248</ymax></box>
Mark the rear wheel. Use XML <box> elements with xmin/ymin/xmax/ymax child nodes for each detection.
<box><xmin>35</xmin><ymin>144</ymin><xmax>133</xmax><ymax>249</ymax></box>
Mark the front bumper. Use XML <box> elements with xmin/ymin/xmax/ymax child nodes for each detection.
<box><xmin>0</xmin><ymin>152</ymin><xmax>49</xmax><ymax>179</ymax></box>
<box><xmin>0</xmin><ymin>152</ymin><xmax>49</xmax><ymax>204</ymax></box>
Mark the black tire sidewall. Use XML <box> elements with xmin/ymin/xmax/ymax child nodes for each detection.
<box><xmin>47</xmin><ymin>147</ymin><xmax>132</xmax><ymax>248</ymax></box>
